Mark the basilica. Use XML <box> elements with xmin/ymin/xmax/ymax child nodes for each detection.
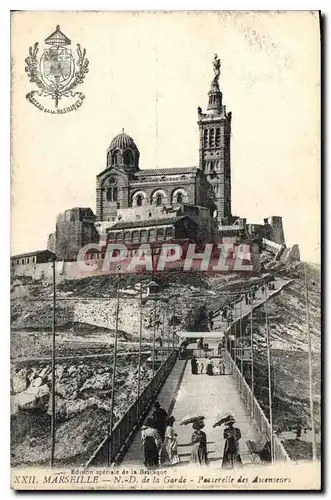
<box><xmin>48</xmin><ymin>55</ymin><xmax>236</xmax><ymax>260</ymax></box>
<box><xmin>12</xmin><ymin>55</ymin><xmax>291</xmax><ymax>270</ymax></box>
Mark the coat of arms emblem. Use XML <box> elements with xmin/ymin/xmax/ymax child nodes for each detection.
<box><xmin>25</xmin><ymin>25</ymin><xmax>89</xmax><ymax>114</ymax></box>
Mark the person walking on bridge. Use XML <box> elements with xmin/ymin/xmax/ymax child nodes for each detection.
<box><xmin>141</xmin><ymin>418</ymin><xmax>162</xmax><ymax>468</ymax></box>
<box><xmin>190</xmin><ymin>419</ymin><xmax>208</xmax><ymax>465</ymax></box>
<box><xmin>191</xmin><ymin>355</ymin><xmax>198</xmax><ymax>375</ymax></box>
<box><xmin>153</xmin><ymin>402</ymin><xmax>168</xmax><ymax>441</ymax></box>
<box><xmin>216</xmin><ymin>415</ymin><xmax>242</xmax><ymax>469</ymax></box>
<box><xmin>206</xmin><ymin>357</ymin><xmax>214</xmax><ymax>376</ymax></box>
<box><xmin>164</xmin><ymin>416</ymin><xmax>180</xmax><ymax>465</ymax></box>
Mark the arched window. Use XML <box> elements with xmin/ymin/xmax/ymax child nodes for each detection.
<box><xmin>149</xmin><ymin>228</ymin><xmax>157</xmax><ymax>242</ymax></box>
<box><xmin>112</xmin><ymin>150</ymin><xmax>120</xmax><ymax>165</ymax></box>
<box><xmin>123</xmin><ymin>149</ymin><xmax>133</xmax><ymax>165</ymax></box>
<box><xmin>176</xmin><ymin>192</ymin><xmax>183</xmax><ymax>204</ymax></box>
<box><xmin>137</xmin><ymin>194</ymin><xmax>143</xmax><ymax>207</ymax></box>
<box><xmin>132</xmin><ymin>230</ymin><xmax>140</xmax><ymax>243</ymax></box>
<box><xmin>209</xmin><ymin>128</ymin><xmax>215</xmax><ymax>147</ymax></box>
<box><xmin>157</xmin><ymin>228</ymin><xmax>164</xmax><ymax>241</ymax></box>
<box><xmin>141</xmin><ymin>230</ymin><xmax>148</xmax><ymax>242</ymax></box>
<box><xmin>106</xmin><ymin>186</ymin><xmax>117</xmax><ymax>202</ymax></box>
<box><xmin>215</xmin><ymin>128</ymin><xmax>221</xmax><ymax>147</ymax></box>
<box><xmin>156</xmin><ymin>193</ymin><xmax>162</xmax><ymax>206</ymax></box>
<box><xmin>204</xmin><ymin>129</ymin><xmax>208</xmax><ymax>147</ymax></box>
<box><xmin>165</xmin><ymin>227</ymin><xmax>173</xmax><ymax>240</ymax></box>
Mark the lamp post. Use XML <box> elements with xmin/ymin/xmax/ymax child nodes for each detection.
<box><xmin>161</xmin><ymin>305</ymin><xmax>166</xmax><ymax>363</ymax></box>
<box><xmin>108</xmin><ymin>280</ymin><xmax>120</xmax><ymax>466</ymax></box>
<box><xmin>50</xmin><ymin>257</ymin><xmax>56</xmax><ymax>468</ymax></box>
<box><xmin>152</xmin><ymin>299</ymin><xmax>156</xmax><ymax>378</ymax></box>
<box><xmin>264</xmin><ymin>281</ymin><xmax>274</xmax><ymax>463</ymax></box>
<box><xmin>304</xmin><ymin>262</ymin><xmax>317</xmax><ymax>461</ymax></box>
<box><xmin>234</xmin><ymin>303</ymin><xmax>237</xmax><ymax>366</ymax></box>
<box><xmin>239</xmin><ymin>298</ymin><xmax>243</xmax><ymax>375</ymax></box>
<box><xmin>250</xmin><ymin>286</ymin><xmax>255</xmax><ymax>417</ymax></box>
<box><xmin>137</xmin><ymin>285</ymin><xmax>143</xmax><ymax>397</ymax></box>
<box><xmin>166</xmin><ymin>299</ymin><xmax>170</xmax><ymax>354</ymax></box>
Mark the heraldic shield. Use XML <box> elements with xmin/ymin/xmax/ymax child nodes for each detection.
<box><xmin>41</xmin><ymin>47</ymin><xmax>75</xmax><ymax>88</ymax></box>
<box><xmin>25</xmin><ymin>25</ymin><xmax>89</xmax><ymax>112</ymax></box>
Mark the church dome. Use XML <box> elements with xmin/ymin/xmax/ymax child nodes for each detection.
<box><xmin>109</xmin><ymin>131</ymin><xmax>138</xmax><ymax>152</ymax></box>
<box><xmin>107</xmin><ymin>130</ymin><xmax>140</xmax><ymax>171</ymax></box>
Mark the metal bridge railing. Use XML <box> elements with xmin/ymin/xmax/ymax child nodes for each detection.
<box><xmin>223</xmin><ymin>349</ymin><xmax>290</xmax><ymax>462</ymax></box>
<box><xmin>85</xmin><ymin>350</ymin><xmax>178</xmax><ymax>467</ymax></box>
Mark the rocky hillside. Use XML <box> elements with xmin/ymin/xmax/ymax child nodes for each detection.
<box><xmin>11</xmin><ymin>270</ymin><xmax>248</xmax><ymax>338</ymax></box>
<box><xmin>10</xmin><ymin>270</ymin><xmax>250</xmax><ymax>467</ymax></box>
<box><xmin>11</xmin><ymin>263</ymin><xmax>321</xmax><ymax>464</ymax></box>
<box><xmin>11</xmin><ymin>344</ymin><xmax>152</xmax><ymax>466</ymax></box>
<box><xmin>240</xmin><ymin>262</ymin><xmax>321</xmax><ymax>459</ymax></box>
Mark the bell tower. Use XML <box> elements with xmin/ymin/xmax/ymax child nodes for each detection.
<box><xmin>197</xmin><ymin>55</ymin><xmax>232</xmax><ymax>221</ymax></box>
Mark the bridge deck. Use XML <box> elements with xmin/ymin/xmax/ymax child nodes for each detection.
<box><xmin>122</xmin><ymin>360</ymin><xmax>187</xmax><ymax>465</ymax></box>
<box><xmin>169</xmin><ymin>360</ymin><xmax>260</xmax><ymax>466</ymax></box>
<box><xmin>121</xmin><ymin>277</ymin><xmax>290</xmax><ymax>467</ymax></box>
<box><xmin>122</xmin><ymin>357</ymin><xmax>260</xmax><ymax>466</ymax></box>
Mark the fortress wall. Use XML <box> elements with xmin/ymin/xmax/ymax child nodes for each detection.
<box><xmin>11</xmin><ymin>261</ymin><xmax>77</xmax><ymax>283</ymax></box>
<box><xmin>264</xmin><ymin>216</ymin><xmax>286</xmax><ymax>245</ymax></box>
<box><xmin>262</xmin><ymin>238</ymin><xmax>283</xmax><ymax>255</ymax></box>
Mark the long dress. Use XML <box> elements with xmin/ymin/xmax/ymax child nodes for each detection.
<box><xmin>191</xmin><ymin>357</ymin><xmax>198</xmax><ymax>374</ymax></box>
<box><xmin>141</xmin><ymin>427</ymin><xmax>162</xmax><ymax>467</ymax></box>
<box><xmin>206</xmin><ymin>361</ymin><xmax>214</xmax><ymax>376</ymax></box>
<box><xmin>164</xmin><ymin>425</ymin><xmax>180</xmax><ymax>464</ymax></box>
<box><xmin>190</xmin><ymin>430</ymin><xmax>208</xmax><ymax>465</ymax></box>
<box><xmin>221</xmin><ymin>426</ymin><xmax>243</xmax><ymax>468</ymax></box>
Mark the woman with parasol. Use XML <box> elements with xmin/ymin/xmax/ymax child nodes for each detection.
<box><xmin>141</xmin><ymin>417</ymin><xmax>162</xmax><ymax>467</ymax></box>
<box><xmin>181</xmin><ymin>415</ymin><xmax>208</xmax><ymax>465</ymax></box>
<box><xmin>191</xmin><ymin>419</ymin><xmax>208</xmax><ymax>465</ymax></box>
<box><xmin>214</xmin><ymin>414</ymin><xmax>242</xmax><ymax>468</ymax></box>
<box><xmin>164</xmin><ymin>416</ymin><xmax>180</xmax><ymax>465</ymax></box>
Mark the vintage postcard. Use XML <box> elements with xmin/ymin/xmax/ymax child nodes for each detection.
<box><xmin>10</xmin><ymin>10</ymin><xmax>321</xmax><ymax>491</ymax></box>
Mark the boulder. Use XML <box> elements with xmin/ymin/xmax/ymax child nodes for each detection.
<box><xmin>56</xmin><ymin>379</ymin><xmax>80</xmax><ymax>399</ymax></box>
<box><xmin>11</xmin><ymin>384</ymin><xmax>50</xmax><ymax>414</ymax></box>
<box><xmin>47</xmin><ymin>396</ymin><xmax>93</xmax><ymax>421</ymax></box>
<box><xmin>31</xmin><ymin>377</ymin><xmax>43</xmax><ymax>387</ymax></box>
<box><xmin>12</xmin><ymin>369</ymin><xmax>29</xmax><ymax>394</ymax></box>
<box><xmin>80</xmin><ymin>373</ymin><xmax>110</xmax><ymax>392</ymax></box>
<box><xmin>56</xmin><ymin>365</ymin><xmax>65</xmax><ymax>380</ymax></box>
<box><xmin>67</xmin><ymin>365</ymin><xmax>77</xmax><ymax>376</ymax></box>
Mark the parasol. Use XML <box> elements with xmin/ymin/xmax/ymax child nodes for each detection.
<box><xmin>213</xmin><ymin>414</ymin><xmax>235</xmax><ymax>428</ymax></box>
<box><xmin>180</xmin><ymin>415</ymin><xmax>205</xmax><ymax>426</ymax></box>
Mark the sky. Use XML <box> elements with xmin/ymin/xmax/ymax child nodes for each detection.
<box><xmin>11</xmin><ymin>11</ymin><xmax>320</xmax><ymax>262</ymax></box>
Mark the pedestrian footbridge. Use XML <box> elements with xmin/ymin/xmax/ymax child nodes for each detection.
<box><xmin>85</xmin><ymin>278</ymin><xmax>291</xmax><ymax>468</ymax></box>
